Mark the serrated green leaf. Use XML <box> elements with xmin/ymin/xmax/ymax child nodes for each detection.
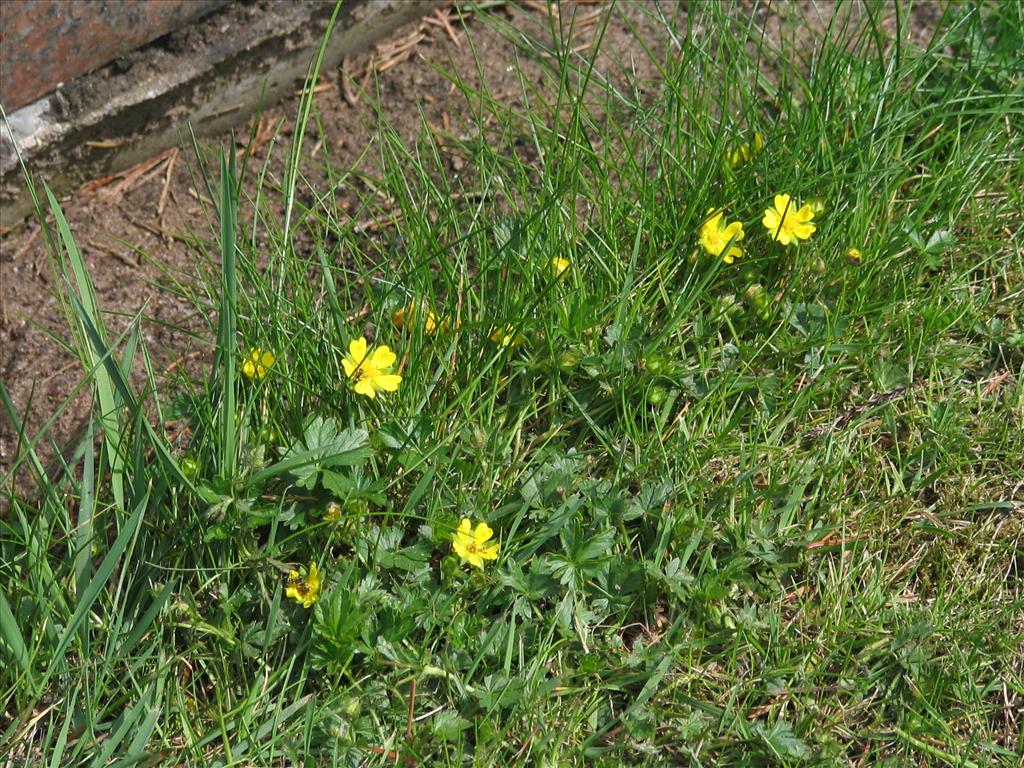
<box><xmin>754</xmin><ymin>719</ymin><xmax>810</xmax><ymax>760</ymax></box>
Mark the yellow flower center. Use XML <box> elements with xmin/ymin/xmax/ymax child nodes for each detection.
<box><xmin>288</xmin><ymin>576</ymin><xmax>309</xmax><ymax>596</ymax></box>
<box><xmin>708</xmin><ymin>229</ymin><xmax>729</xmax><ymax>251</ymax></box>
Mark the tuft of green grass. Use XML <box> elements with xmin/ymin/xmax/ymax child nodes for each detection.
<box><xmin>2</xmin><ymin>2</ymin><xmax>1022</xmax><ymax>765</ymax></box>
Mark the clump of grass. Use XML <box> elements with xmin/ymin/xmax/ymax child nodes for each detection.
<box><xmin>2</xmin><ymin>3</ymin><xmax>1022</xmax><ymax>765</ymax></box>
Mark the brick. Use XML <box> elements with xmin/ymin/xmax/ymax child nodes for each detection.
<box><xmin>0</xmin><ymin>0</ymin><xmax>225</xmax><ymax>111</ymax></box>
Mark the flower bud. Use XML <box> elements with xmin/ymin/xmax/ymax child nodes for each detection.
<box><xmin>556</xmin><ymin>349</ymin><xmax>580</xmax><ymax>372</ymax></box>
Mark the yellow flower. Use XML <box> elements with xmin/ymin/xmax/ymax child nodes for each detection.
<box><xmin>490</xmin><ymin>324</ymin><xmax>523</xmax><ymax>348</ymax></box>
<box><xmin>762</xmin><ymin>194</ymin><xmax>816</xmax><ymax>246</ymax></box>
<box><xmin>549</xmin><ymin>257</ymin><xmax>570</xmax><ymax>277</ymax></box>
<box><xmin>699</xmin><ymin>209</ymin><xmax>745</xmax><ymax>264</ymax></box>
<box><xmin>451</xmin><ymin>518</ymin><xmax>500</xmax><ymax>569</ymax></box>
<box><xmin>728</xmin><ymin>132</ymin><xmax>764</xmax><ymax>167</ymax></box>
<box><xmin>324</xmin><ymin>501</ymin><xmax>342</xmax><ymax>522</ymax></box>
<box><xmin>286</xmin><ymin>562</ymin><xmax>322</xmax><ymax>608</ymax></box>
<box><xmin>846</xmin><ymin>247</ymin><xmax>862</xmax><ymax>264</ymax></box>
<box><xmin>341</xmin><ymin>337</ymin><xmax>402</xmax><ymax>399</ymax></box>
<box><xmin>393</xmin><ymin>303</ymin><xmax>440</xmax><ymax>334</ymax></box>
<box><xmin>242</xmin><ymin>348</ymin><xmax>275</xmax><ymax>379</ymax></box>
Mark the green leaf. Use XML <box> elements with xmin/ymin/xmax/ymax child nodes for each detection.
<box><xmin>214</xmin><ymin>149</ymin><xmax>239</xmax><ymax>481</ymax></box>
<box><xmin>252</xmin><ymin>416</ymin><xmax>370</xmax><ymax>488</ymax></box>
<box><xmin>431</xmin><ymin>710</ymin><xmax>471</xmax><ymax>742</ymax></box>
<box><xmin>0</xmin><ymin>589</ymin><xmax>32</xmax><ymax>685</ymax></box>
<box><xmin>472</xmin><ymin>674</ymin><xmax>525</xmax><ymax>711</ymax></box>
<box><xmin>753</xmin><ymin>719</ymin><xmax>810</xmax><ymax>760</ymax></box>
<box><xmin>321</xmin><ymin>469</ymin><xmax>356</xmax><ymax>497</ymax></box>
<box><xmin>47</xmin><ymin>185</ymin><xmax>126</xmax><ymax>510</ymax></box>
<box><xmin>924</xmin><ymin>228</ymin><xmax>956</xmax><ymax>254</ymax></box>
<box><xmin>39</xmin><ymin>490</ymin><xmax>149</xmax><ymax>692</ymax></box>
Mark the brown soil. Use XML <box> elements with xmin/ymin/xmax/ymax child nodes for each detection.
<box><xmin>0</xmin><ymin>1</ymin><xmax>943</xmax><ymax>497</ymax></box>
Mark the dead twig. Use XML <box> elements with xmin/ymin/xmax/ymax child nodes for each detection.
<box><xmin>521</xmin><ymin>0</ymin><xmax>551</xmax><ymax>15</ymax></box>
<box><xmin>157</xmin><ymin>148</ymin><xmax>179</xmax><ymax>233</ymax></box>
<box><xmin>800</xmin><ymin>385</ymin><xmax>909</xmax><ymax>442</ymax></box>
<box><xmin>165</xmin><ymin>350</ymin><xmax>203</xmax><ymax>374</ymax></box>
<box><xmin>86</xmin><ymin>237</ymin><xmax>138</xmax><ymax>269</ymax></box>
<box><xmin>84</xmin><ymin>139</ymin><xmax>126</xmax><ymax>149</ymax></box>
<box><xmin>353</xmin><ymin>208</ymin><xmax>405</xmax><ymax>235</ymax></box>
<box><xmin>575</xmin><ymin>6</ymin><xmax>606</xmax><ymax>29</ymax></box>
<box><xmin>982</xmin><ymin>370</ymin><xmax>1015</xmax><ymax>397</ymax></box>
<box><xmin>11</xmin><ymin>226</ymin><xmax>40</xmax><ymax>262</ymax></box>
<box><xmin>236</xmin><ymin>115</ymin><xmax>280</xmax><ymax>161</ymax></box>
<box><xmin>406</xmin><ymin>678</ymin><xmax>416</xmax><ymax>742</ymax></box>
<box><xmin>367</xmin><ymin>747</ymin><xmax>415</xmax><ymax>767</ymax></box>
<box><xmin>511</xmin><ymin>726</ymin><xmax>539</xmax><ymax>762</ymax></box>
<box><xmin>375</xmin><ymin>32</ymin><xmax>427</xmax><ymax>72</ymax></box>
<box><xmin>294</xmin><ymin>82</ymin><xmax>333</xmax><ymax>98</ymax></box>
<box><xmin>100</xmin><ymin>148</ymin><xmax>175</xmax><ymax>199</ymax></box>
<box><xmin>340</xmin><ymin>56</ymin><xmax>362</xmax><ymax>106</ymax></box>
<box><xmin>116</xmin><ymin>203</ymin><xmax>191</xmax><ymax>244</ymax></box>
<box><xmin>79</xmin><ymin>173</ymin><xmax>121</xmax><ymax>194</ymax></box>
<box><xmin>428</xmin><ymin>7</ymin><xmax>461</xmax><ymax>46</ymax></box>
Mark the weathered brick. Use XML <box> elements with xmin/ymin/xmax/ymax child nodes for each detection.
<box><xmin>0</xmin><ymin>0</ymin><xmax>226</xmax><ymax>111</ymax></box>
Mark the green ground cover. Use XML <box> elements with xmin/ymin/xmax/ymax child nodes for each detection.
<box><xmin>2</xmin><ymin>2</ymin><xmax>1022</xmax><ymax>765</ymax></box>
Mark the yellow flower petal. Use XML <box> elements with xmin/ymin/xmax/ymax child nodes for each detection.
<box><xmin>794</xmin><ymin>205</ymin><xmax>814</xmax><ymax>223</ymax></box>
<box><xmin>353</xmin><ymin>379</ymin><xmax>377</xmax><ymax>398</ymax></box>
<box><xmin>242</xmin><ymin>347</ymin><xmax>275</xmax><ymax>379</ymax></box>
<box><xmin>701</xmin><ymin>209</ymin><xmax>744</xmax><ymax>263</ymax></box>
<box><xmin>423</xmin><ymin>310</ymin><xmax>439</xmax><ymax>334</ymax></box>
<box><xmin>474</xmin><ymin>522</ymin><xmax>494</xmax><ymax>544</ymax></box>
<box><xmin>373</xmin><ymin>373</ymin><xmax>402</xmax><ymax>392</ymax></box>
<box><xmin>392</xmin><ymin>306</ymin><xmax>409</xmax><ymax>329</ymax></box>
<box><xmin>550</xmin><ymin>257</ymin><xmax>570</xmax><ymax>277</ymax></box>
<box><xmin>348</xmin><ymin>337</ymin><xmax>368</xmax><ymax>362</ymax></box>
<box><xmin>394</xmin><ymin>303</ymin><xmax>441</xmax><ymax>334</ymax></box>
<box><xmin>343</xmin><ymin>336</ymin><xmax>402</xmax><ymax>398</ymax></box>
<box><xmin>491</xmin><ymin>325</ymin><xmax>520</xmax><ymax>347</ymax></box>
<box><xmin>764</xmin><ymin>194</ymin><xmax>816</xmax><ymax>245</ymax></box>
<box><xmin>286</xmin><ymin>563</ymin><xmax>322</xmax><ymax>608</ymax></box>
<box><xmin>370</xmin><ymin>345</ymin><xmax>397</xmax><ymax>369</ymax></box>
<box><xmin>795</xmin><ymin>223</ymin><xmax>816</xmax><ymax>239</ymax></box>
<box><xmin>451</xmin><ymin>518</ymin><xmax>499</xmax><ymax>569</ymax></box>
<box><xmin>722</xmin><ymin>221</ymin><xmax>744</xmax><ymax>242</ymax></box>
